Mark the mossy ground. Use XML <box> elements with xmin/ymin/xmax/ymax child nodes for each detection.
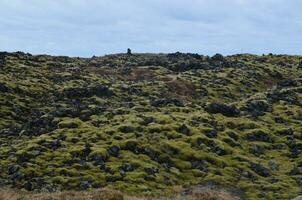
<box><xmin>0</xmin><ymin>52</ymin><xmax>302</xmax><ymax>199</ymax></box>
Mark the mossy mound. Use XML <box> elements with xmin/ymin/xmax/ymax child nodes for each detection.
<box><xmin>0</xmin><ymin>52</ymin><xmax>302</xmax><ymax>199</ymax></box>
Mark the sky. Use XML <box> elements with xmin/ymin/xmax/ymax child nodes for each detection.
<box><xmin>0</xmin><ymin>0</ymin><xmax>301</xmax><ymax>57</ymax></box>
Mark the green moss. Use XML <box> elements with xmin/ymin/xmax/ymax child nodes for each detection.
<box><xmin>89</xmin><ymin>147</ymin><xmax>109</xmax><ymax>160</ymax></box>
<box><xmin>1</xmin><ymin>52</ymin><xmax>302</xmax><ymax>199</ymax></box>
<box><xmin>172</xmin><ymin>159</ymin><xmax>192</xmax><ymax>170</ymax></box>
<box><xmin>57</xmin><ymin>118</ymin><xmax>83</xmax><ymax>129</ymax></box>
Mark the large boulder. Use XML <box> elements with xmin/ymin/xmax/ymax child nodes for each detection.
<box><xmin>206</xmin><ymin>103</ymin><xmax>240</xmax><ymax>117</ymax></box>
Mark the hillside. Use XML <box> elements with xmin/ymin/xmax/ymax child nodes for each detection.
<box><xmin>0</xmin><ymin>51</ymin><xmax>302</xmax><ymax>199</ymax></box>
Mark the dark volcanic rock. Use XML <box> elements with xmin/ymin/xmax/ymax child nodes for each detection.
<box><xmin>120</xmin><ymin>162</ymin><xmax>134</xmax><ymax>173</ymax></box>
<box><xmin>8</xmin><ymin>165</ymin><xmax>20</xmax><ymax>175</ymax></box>
<box><xmin>177</xmin><ymin>124</ymin><xmax>191</xmax><ymax>135</ymax></box>
<box><xmin>249</xmin><ymin>162</ymin><xmax>270</xmax><ymax>177</ymax></box>
<box><xmin>119</xmin><ymin>126</ymin><xmax>133</xmax><ymax>133</ymax></box>
<box><xmin>63</xmin><ymin>85</ymin><xmax>113</xmax><ymax>99</ymax></box>
<box><xmin>249</xmin><ymin>144</ymin><xmax>264</xmax><ymax>156</ymax></box>
<box><xmin>151</xmin><ymin>98</ymin><xmax>184</xmax><ymax>107</ymax></box>
<box><xmin>267</xmin><ymin>89</ymin><xmax>299</xmax><ymax>104</ymax></box>
<box><xmin>79</xmin><ymin>181</ymin><xmax>91</xmax><ymax>190</ymax></box>
<box><xmin>23</xmin><ymin>114</ymin><xmax>56</xmax><ymax>136</ymax></box>
<box><xmin>83</xmin><ymin>143</ymin><xmax>92</xmax><ymax>158</ymax></box>
<box><xmin>246</xmin><ymin>100</ymin><xmax>271</xmax><ymax>117</ymax></box>
<box><xmin>278</xmin><ymin>79</ymin><xmax>298</xmax><ymax>87</ymax></box>
<box><xmin>144</xmin><ymin>167</ymin><xmax>159</xmax><ymax>176</ymax></box>
<box><xmin>0</xmin><ymin>51</ymin><xmax>9</xmax><ymax>59</ymax></box>
<box><xmin>167</xmin><ymin>52</ymin><xmax>202</xmax><ymax>60</ymax></box>
<box><xmin>139</xmin><ymin>116</ymin><xmax>154</xmax><ymax>125</ymax></box>
<box><xmin>268</xmin><ymin>160</ymin><xmax>279</xmax><ymax>171</ymax></box>
<box><xmin>275</xmin><ymin>128</ymin><xmax>294</xmax><ymax>136</ymax></box>
<box><xmin>0</xmin><ymin>124</ymin><xmax>22</xmax><ymax>136</ymax></box>
<box><xmin>245</xmin><ymin>130</ymin><xmax>271</xmax><ymax>143</ymax></box>
<box><xmin>206</xmin><ymin>103</ymin><xmax>240</xmax><ymax>117</ymax></box>
<box><xmin>205</xmin><ymin>129</ymin><xmax>218</xmax><ymax>138</ymax></box>
<box><xmin>143</xmin><ymin>147</ymin><xmax>159</xmax><ymax>161</ymax></box>
<box><xmin>24</xmin><ymin>181</ymin><xmax>34</xmax><ymax>191</ymax></box>
<box><xmin>273</xmin><ymin>115</ymin><xmax>285</xmax><ymax>123</ymax></box>
<box><xmin>207</xmin><ymin>141</ymin><xmax>227</xmax><ymax>156</ymax></box>
<box><xmin>211</xmin><ymin>53</ymin><xmax>224</xmax><ymax>62</ymax></box>
<box><xmin>107</xmin><ymin>146</ymin><xmax>120</xmax><ymax>157</ymax></box>
<box><xmin>289</xmin><ymin>165</ymin><xmax>301</xmax><ymax>175</ymax></box>
<box><xmin>298</xmin><ymin>61</ymin><xmax>302</xmax><ymax>69</ymax></box>
<box><xmin>10</xmin><ymin>171</ymin><xmax>25</xmax><ymax>181</ymax></box>
<box><xmin>191</xmin><ymin>160</ymin><xmax>208</xmax><ymax>172</ymax></box>
<box><xmin>226</xmin><ymin>131</ymin><xmax>239</xmax><ymax>141</ymax></box>
<box><xmin>90</xmin><ymin>153</ymin><xmax>106</xmax><ymax>166</ymax></box>
<box><xmin>0</xmin><ymin>82</ymin><xmax>9</xmax><ymax>93</ymax></box>
<box><xmin>286</xmin><ymin>136</ymin><xmax>300</xmax><ymax>158</ymax></box>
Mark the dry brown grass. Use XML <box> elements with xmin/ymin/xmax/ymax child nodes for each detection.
<box><xmin>124</xmin><ymin>68</ymin><xmax>157</xmax><ymax>81</ymax></box>
<box><xmin>0</xmin><ymin>189</ymin><xmax>21</xmax><ymax>200</ymax></box>
<box><xmin>181</xmin><ymin>189</ymin><xmax>239</xmax><ymax>200</ymax></box>
<box><xmin>166</xmin><ymin>79</ymin><xmax>196</xmax><ymax>97</ymax></box>
<box><xmin>0</xmin><ymin>187</ymin><xmax>239</xmax><ymax>200</ymax></box>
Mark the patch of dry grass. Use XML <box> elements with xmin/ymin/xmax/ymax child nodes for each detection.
<box><xmin>180</xmin><ymin>189</ymin><xmax>238</xmax><ymax>200</ymax></box>
<box><xmin>0</xmin><ymin>189</ymin><xmax>20</xmax><ymax>200</ymax></box>
<box><xmin>0</xmin><ymin>187</ymin><xmax>238</xmax><ymax>200</ymax></box>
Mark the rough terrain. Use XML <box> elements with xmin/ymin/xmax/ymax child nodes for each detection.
<box><xmin>0</xmin><ymin>51</ymin><xmax>302</xmax><ymax>199</ymax></box>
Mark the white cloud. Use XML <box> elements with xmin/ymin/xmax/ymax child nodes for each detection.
<box><xmin>0</xmin><ymin>0</ymin><xmax>301</xmax><ymax>56</ymax></box>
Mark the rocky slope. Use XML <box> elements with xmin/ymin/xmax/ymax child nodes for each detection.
<box><xmin>0</xmin><ymin>51</ymin><xmax>302</xmax><ymax>199</ymax></box>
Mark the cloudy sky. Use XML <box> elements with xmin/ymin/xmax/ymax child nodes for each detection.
<box><xmin>0</xmin><ymin>0</ymin><xmax>301</xmax><ymax>57</ymax></box>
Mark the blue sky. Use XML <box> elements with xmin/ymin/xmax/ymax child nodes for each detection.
<box><xmin>0</xmin><ymin>0</ymin><xmax>301</xmax><ymax>57</ymax></box>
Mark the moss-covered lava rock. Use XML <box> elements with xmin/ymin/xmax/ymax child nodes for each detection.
<box><xmin>0</xmin><ymin>52</ymin><xmax>302</xmax><ymax>199</ymax></box>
